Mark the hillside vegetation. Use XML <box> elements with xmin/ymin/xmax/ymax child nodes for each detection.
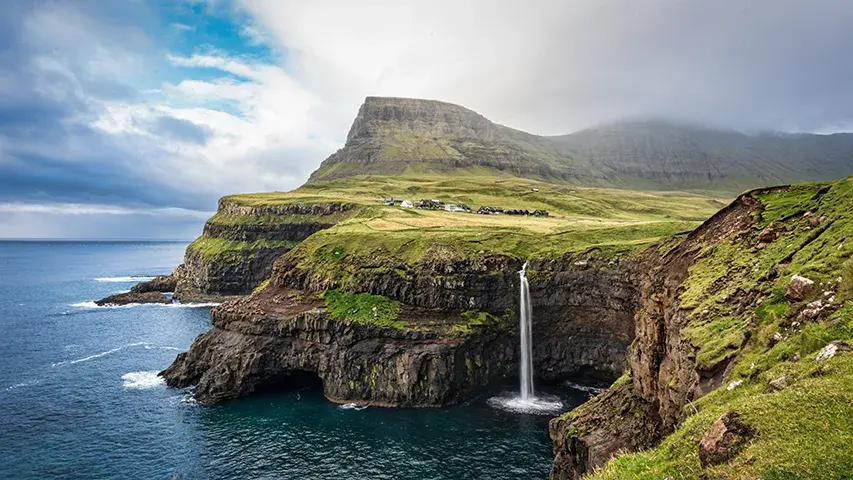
<box><xmin>569</xmin><ymin>176</ymin><xmax>853</xmax><ymax>480</ymax></box>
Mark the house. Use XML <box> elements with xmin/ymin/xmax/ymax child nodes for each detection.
<box><xmin>383</xmin><ymin>197</ymin><xmax>405</xmax><ymax>206</ymax></box>
<box><xmin>444</xmin><ymin>204</ymin><xmax>469</xmax><ymax>213</ymax></box>
<box><xmin>401</xmin><ymin>200</ymin><xmax>413</xmax><ymax>208</ymax></box>
<box><xmin>531</xmin><ymin>188</ymin><xmax>539</xmax><ymax>192</ymax></box>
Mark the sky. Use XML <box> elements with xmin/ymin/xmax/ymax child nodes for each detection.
<box><xmin>1</xmin><ymin>0</ymin><xmax>852</xmax><ymax>239</ymax></box>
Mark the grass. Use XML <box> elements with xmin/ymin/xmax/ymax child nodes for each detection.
<box><xmin>187</xmin><ymin>236</ymin><xmax>300</xmax><ymax>263</ymax></box>
<box><xmin>587</xmin><ymin>307</ymin><xmax>853</xmax><ymax>480</ymax></box>
<box><xmin>322</xmin><ymin>289</ymin><xmax>405</xmax><ymax>330</ymax></box>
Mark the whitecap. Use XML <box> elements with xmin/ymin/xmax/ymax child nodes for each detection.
<box><xmin>52</xmin><ymin>342</ymin><xmax>149</xmax><ymax>367</ymax></box>
<box><xmin>5</xmin><ymin>379</ymin><xmax>41</xmax><ymax>391</ymax></box>
<box><xmin>122</xmin><ymin>371</ymin><xmax>165</xmax><ymax>389</ymax></box>
<box><xmin>564</xmin><ymin>380</ymin><xmax>607</xmax><ymax>396</ymax></box>
<box><xmin>69</xmin><ymin>301</ymin><xmax>218</xmax><ymax>309</ymax></box>
<box><xmin>487</xmin><ymin>394</ymin><xmax>564</xmax><ymax>414</ymax></box>
<box><xmin>339</xmin><ymin>403</ymin><xmax>369</xmax><ymax>411</ymax></box>
<box><xmin>94</xmin><ymin>276</ymin><xmax>155</xmax><ymax>283</ymax></box>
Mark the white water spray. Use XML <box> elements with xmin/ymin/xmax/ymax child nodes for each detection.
<box><xmin>519</xmin><ymin>262</ymin><xmax>535</xmax><ymax>399</ymax></box>
<box><xmin>486</xmin><ymin>262</ymin><xmax>564</xmax><ymax>414</ymax></box>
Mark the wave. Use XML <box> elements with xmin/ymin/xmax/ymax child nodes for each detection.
<box><xmin>563</xmin><ymin>381</ymin><xmax>607</xmax><ymax>396</ymax></box>
<box><xmin>121</xmin><ymin>371</ymin><xmax>165</xmax><ymax>390</ymax></box>
<box><xmin>70</xmin><ymin>301</ymin><xmax>218</xmax><ymax>309</ymax></box>
<box><xmin>5</xmin><ymin>379</ymin><xmax>41</xmax><ymax>391</ymax></box>
<box><xmin>94</xmin><ymin>276</ymin><xmax>155</xmax><ymax>283</ymax></box>
<box><xmin>339</xmin><ymin>403</ymin><xmax>369</xmax><ymax>411</ymax></box>
<box><xmin>52</xmin><ymin>342</ymin><xmax>149</xmax><ymax>367</ymax></box>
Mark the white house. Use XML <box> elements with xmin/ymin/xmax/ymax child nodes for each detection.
<box><xmin>401</xmin><ymin>200</ymin><xmax>413</xmax><ymax>208</ymax></box>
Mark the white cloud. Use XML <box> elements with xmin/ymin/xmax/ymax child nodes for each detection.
<box><xmin>0</xmin><ymin>202</ymin><xmax>211</xmax><ymax>217</ymax></box>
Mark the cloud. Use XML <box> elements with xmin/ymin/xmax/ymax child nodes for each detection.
<box><xmin>237</xmin><ymin>0</ymin><xmax>853</xmax><ymax>134</ymax></box>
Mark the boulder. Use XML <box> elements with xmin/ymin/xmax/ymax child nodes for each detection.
<box><xmin>816</xmin><ymin>342</ymin><xmax>851</xmax><ymax>362</ymax></box>
<box><xmin>95</xmin><ymin>291</ymin><xmax>171</xmax><ymax>306</ymax></box>
<box><xmin>785</xmin><ymin>274</ymin><xmax>815</xmax><ymax>300</ymax></box>
<box><xmin>698</xmin><ymin>412</ymin><xmax>755</xmax><ymax>468</ymax></box>
<box><xmin>769</xmin><ymin>376</ymin><xmax>788</xmax><ymax>391</ymax></box>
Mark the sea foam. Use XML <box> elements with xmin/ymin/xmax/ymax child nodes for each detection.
<box><xmin>70</xmin><ymin>301</ymin><xmax>218</xmax><ymax>309</ymax></box>
<box><xmin>94</xmin><ymin>276</ymin><xmax>155</xmax><ymax>283</ymax></box>
<box><xmin>122</xmin><ymin>371</ymin><xmax>165</xmax><ymax>389</ymax></box>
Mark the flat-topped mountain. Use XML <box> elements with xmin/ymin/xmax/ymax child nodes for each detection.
<box><xmin>309</xmin><ymin>97</ymin><xmax>853</xmax><ymax>192</ymax></box>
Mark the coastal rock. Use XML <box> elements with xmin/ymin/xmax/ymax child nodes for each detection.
<box><xmin>95</xmin><ymin>291</ymin><xmax>171</xmax><ymax>306</ymax></box>
<box><xmin>130</xmin><ymin>275</ymin><xmax>176</xmax><ymax>294</ymax></box>
<box><xmin>698</xmin><ymin>412</ymin><xmax>754</xmax><ymax>468</ymax></box>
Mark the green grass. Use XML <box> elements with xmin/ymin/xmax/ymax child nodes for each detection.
<box><xmin>322</xmin><ymin>289</ymin><xmax>405</xmax><ymax>330</ymax></box>
<box><xmin>588</xmin><ymin>307</ymin><xmax>853</xmax><ymax>480</ymax></box>
<box><xmin>187</xmin><ymin>236</ymin><xmax>300</xmax><ymax>263</ymax></box>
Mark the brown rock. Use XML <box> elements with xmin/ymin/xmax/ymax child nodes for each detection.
<box><xmin>130</xmin><ymin>275</ymin><xmax>177</xmax><ymax>294</ymax></box>
<box><xmin>756</xmin><ymin>223</ymin><xmax>776</xmax><ymax>244</ymax></box>
<box><xmin>698</xmin><ymin>412</ymin><xmax>755</xmax><ymax>468</ymax></box>
<box><xmin>785</xmin><ymin>274</ymin><xmax>814</xmax><ymax>300</ymax></box>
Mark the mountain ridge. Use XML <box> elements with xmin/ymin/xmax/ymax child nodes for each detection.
<box><xmin>309</xmin><ymin>97</ymin><xmax>853</xmax><ymax>192</ymax></box>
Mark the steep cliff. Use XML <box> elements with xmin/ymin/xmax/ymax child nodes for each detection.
<box><xmin>163</xmin><ymin>241</ymin><xmax>645</xmax><ymax>405</ymax></box>
<box><xmin>550</xmin><ymin>176</ymin><xmax>853</xmax><ymax>479</ymax></box>
<box><xmin>172</xmin><ymin>197</ymin><xmax>358</xmax><ymax>302</ymax></box>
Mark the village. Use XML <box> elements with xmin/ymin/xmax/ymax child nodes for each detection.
<box><xmin>382</xmin><ymin>196</ymin><xmax>549</xmax><ymax>217</ymax></box>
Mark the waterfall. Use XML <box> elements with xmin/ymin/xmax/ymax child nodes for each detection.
<box><xmin>519</xmin><ymin>262</ymin><xmax>535</xmax><ymax>400</ymax></box>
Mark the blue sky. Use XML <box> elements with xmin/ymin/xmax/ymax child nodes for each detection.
<box><xmin>2</xmin><ymin>0</ymin><xmax>852</xmax><ymax>239</ymax></box>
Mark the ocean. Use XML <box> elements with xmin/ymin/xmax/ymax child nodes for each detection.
<box><xmin>0</xmin><ymin>241</ymin><xmax>591</xmax><ymax>479</ymax></box>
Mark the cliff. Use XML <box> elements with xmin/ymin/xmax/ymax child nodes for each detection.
<box><xmin>550</xmin><ymin>176</ymin><xmax>853</xmax><ymax>479</ymax></box>
<box><xmin>171</xmin><ymin>198</ymin><xmax>359</xmax><ymax>302</ymax></box>
<box><xmin>309</xmin><ymin>97</ymin><xmax>853</xmax><ymax>192</ymax></box>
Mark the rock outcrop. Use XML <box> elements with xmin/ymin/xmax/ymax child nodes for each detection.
<box><xmin>95</xmin><ymin>291</ymin><xmax>171</xmax><ymax>306</ymax></box>
<box><xmin>172</xmin><ymin>199</ymin><xmax>357</xmax><ymax>302</ymax></box>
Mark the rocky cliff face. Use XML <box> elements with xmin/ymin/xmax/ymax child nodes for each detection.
<box><xmin>172</xmin><ymin>200</ymin><xmax>356</xmax><ymax>302</ymax></box>
<box><xmin>548</xmin><ymin>179</ymin><xmax>853</xmax><ymax>478</ymax></box>
<box><xmin>163</xmin><ymin>247</ymin><xmax>643</xmax><ymax>405</ymax></box>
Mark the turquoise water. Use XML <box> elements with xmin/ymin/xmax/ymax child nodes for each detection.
<box><xmin>0</xmin><ymin>241</ymin><xmax>592</xmax><ymax>479</ymax></box>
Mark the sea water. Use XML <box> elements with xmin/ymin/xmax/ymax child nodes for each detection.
<box><xmin>0</xmin><ymin>241</ymin><xmax>593</xmax><ymax>479</ymax></box>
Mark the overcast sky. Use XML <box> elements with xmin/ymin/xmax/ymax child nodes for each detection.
<box><xmin>1</xmin><ymin>0</ymin><xmax>852</xmax><ymax>239</ymax></box>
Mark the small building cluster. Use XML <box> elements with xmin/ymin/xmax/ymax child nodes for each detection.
<box><xmin>383</xmin><ymin>198</ymin><xmax>548</xmax><ymax>217</ymax></box>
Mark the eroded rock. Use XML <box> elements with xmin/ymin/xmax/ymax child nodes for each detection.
<box><xmin>130</xmin><ymin>275</ymin><xmax>176</xmax><ymax>294</ymax></box>
<box><xmin>698</xmin><ymin>412</ymin><xmax>755</xmax><ymax>468</ymax></box>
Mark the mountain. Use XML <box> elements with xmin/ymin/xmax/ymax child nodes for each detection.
<box><xmin>309</xmin><ymin>97</ymin><xmax>853</xmax><ymax>192</ymax></box>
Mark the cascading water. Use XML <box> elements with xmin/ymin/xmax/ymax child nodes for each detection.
<box><xmin>519</xmin><ymin>262</ymin><xmax>535</xmax><ymax>399</ymax></box>
<box><xmin>487</xmin><ymin>262</ymin><xmax>563</xmax><ymax>414</ymax></box>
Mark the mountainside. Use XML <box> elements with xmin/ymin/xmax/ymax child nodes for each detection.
<box><xmin>309</xmin><ymin>97</ymin><xmax>853</xmax><ymax>192</ymax></box>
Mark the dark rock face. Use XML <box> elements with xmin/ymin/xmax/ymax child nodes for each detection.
<box><xmin>698</xmin><ymin>412</ymin><xmax>755</xmax><ymax>468</ymax></box>
<box><xmin>162</xmin><ymin>291</ymin><xmax>516</xmax><ymax>406</ymax></box>
<box><xmin>549</xmin><ymin>378</ymin><xmax>662</xmax><ymax>480</ymax></box>
<box><xmin>549</xmin><ymin>190</ymin><xmax>769</xmax><ymax>478</ymax></box>
<box><xmin>130</xmin><ymin>275</ymin><xmax>176</xmax><ymax>294</ymax></box>
<box><xmin>95</xmin><ymin>291</ymin><xmax>171</xmax><ymax>306</ymax></box>
<box><xmin>163</xmin><ymin>252</ymin><xmax>642</xmax><ymax>406</ymax></box>
<box><xmin>173</xmin><ymin>201</ymin><xmax>355</xmax><ymax>302</ymax></box>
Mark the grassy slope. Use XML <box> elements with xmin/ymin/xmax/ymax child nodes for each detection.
<box><xmin>585</xmin><ymin>176</ymin><xmax>853</xmax><ymax>479</ymax></box>
<box><xmin>224</xmin><ymin>173</ymin><xmax>725</xmax><ymax>260</ymax></box>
